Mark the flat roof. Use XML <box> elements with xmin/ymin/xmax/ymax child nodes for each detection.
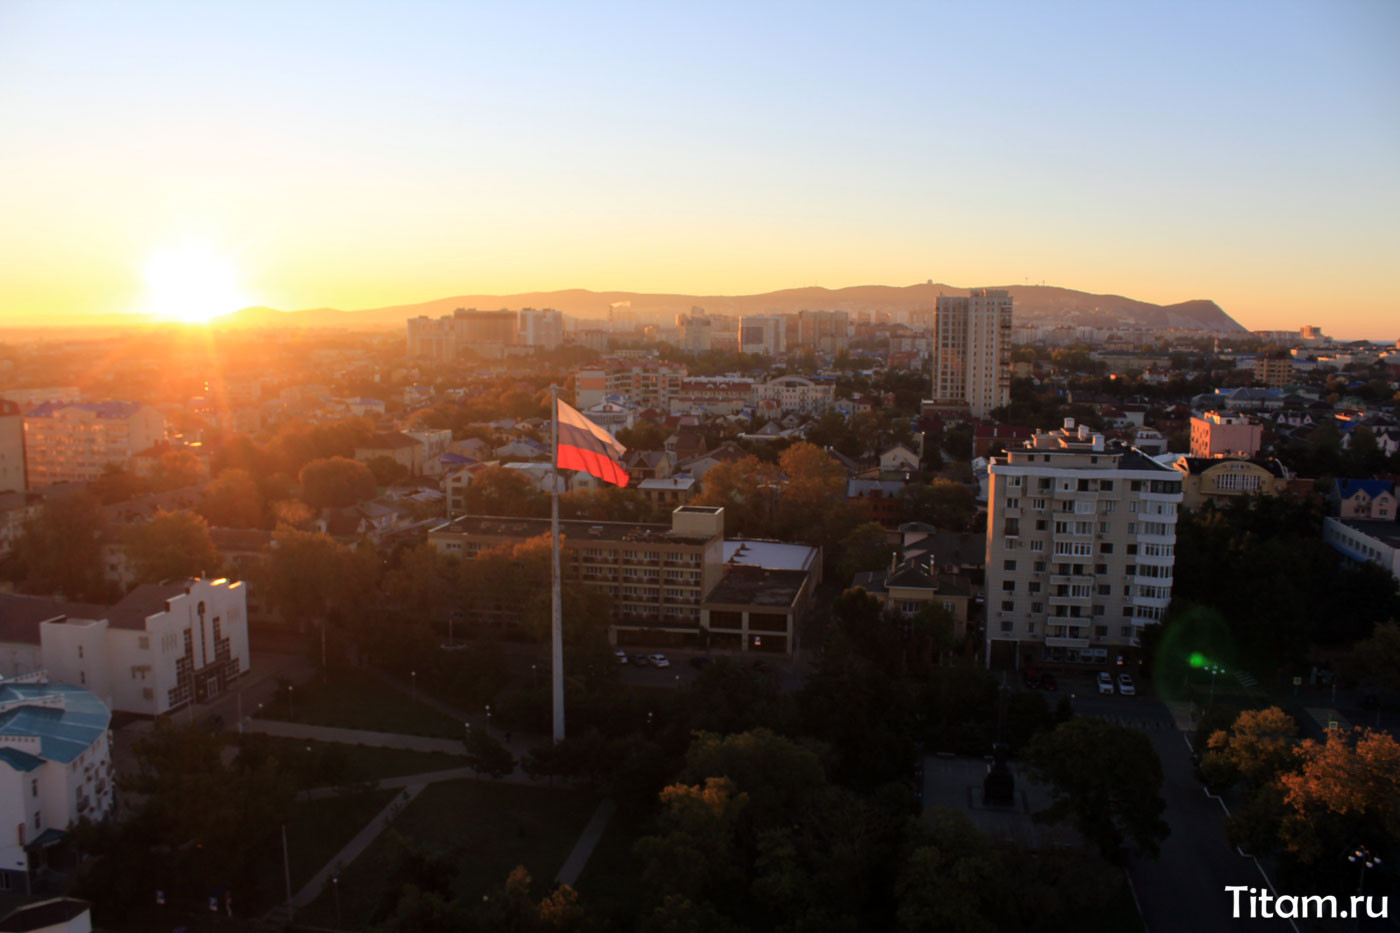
<box><xmin>431</xmin><ymin>514</ymin><xmax>714</xmax><ymax>546</ymax></box>
<box><xmin>705</xmin><ymin>568</ymin><xmax>808</xmax><ymax>608</ymax></box>
<box><xmin>1333</xmin><ymin>518</ymin><xmax>1400</xmax><ymax>549</ymax></box>
<box><xmin>723</xmin><ymin>539</ymin><xmax>818</xmax><ymax>572</ymax></box>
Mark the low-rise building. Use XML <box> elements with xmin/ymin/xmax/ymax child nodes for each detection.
<box><xmin>638</xmin><ymin>475</ymin><xmax>697</xmax><ymax>508</ymax></box>
<box><xmin>0</xmin><ymin>678</ymin><xmax>113</xmax><ymax>892</ymax></box>
<box><xmin>1190</xmin><ymin>411</ymin><xmax>1263</xmax><ymax>459</ymax></box>
<box><xmin>1330</xmin><ymin>479</ymin><xmax>1397</xmax><ymax>521</ymax></box>
<box><xmin>1173</xmin><ymin>457</ymin><xmax>1291</xmax><ymax>509</ymax></box>
<box><xmin>1323</xmin><ymin>518</ymin><xmax>1400</xmax><ymax>583</ymax></box>
<box><xmin>0</xmin><ymin>579</ymin><xmax>249</xmax><ymax>716</ymax></box>
<box><xmin>753</xmin><ymin>375</ymin><xmax>833</xmax><ymax>415</ymax></box>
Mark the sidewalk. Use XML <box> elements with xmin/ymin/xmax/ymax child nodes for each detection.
<box><xmin>292</xmin><ymin>784</ymin><xmax>426</xmax><ymax>910</ymax></box>
<box><xmin>243</xmin><ymin>718</ymin><xmax>465</xmax><ymax>754</ymax></box>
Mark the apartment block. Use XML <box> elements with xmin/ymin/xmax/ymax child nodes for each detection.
<box><xmin>1253</xmin><ymin>355</ymin><xmax>1295</xmax><ymax>387</ymax></box>
<box><xmin>931</xmin><ymin>289</ymin><xmax>1013</xmax><ymax>419</ymax></box>
<box><xmin>575</xmin><ymin>362</ymin><xmax>687</xmax><ymax>410</ymax></box>
<box><xmin>406</xmin><ymin>307</ymin><xmax>525</xmax><ymax>360</ymax></box>
<box><xmin>22</xmin><ymin>401</ymin><xmax>165</xmax><ymax>487</ymax></box>
<box><xmin>1174</xmin><ymin>457</ymin><xmax>1290</xmax><ymax>509</ymax></box>
<box><xmin>794</xmin><ymin>310</ymin><xmax>849</xmax><ymax>354</ymax></box>
<box><xmin>985</xmin><ymin>419</ymin><xmax>1183</xmax><ymax>669</ymax></box>
<box><xmin>517</xmin><ymin>308</ymin><xmax>564</xmax><ymax>349</ymax></box>
<box><xmin>1190</xmin><ymin>411</ymin><xmax>1263</xmax><ymax>459</ymax></box>
<box><xmin>752</xmin><ymin>375</ymin><xmax>833</xmax><ymax>415</ymax></box>
<box><xmin>739</xmin><ymin>315</ymin><xmax>788</xmax><ymax>356</ymax></box>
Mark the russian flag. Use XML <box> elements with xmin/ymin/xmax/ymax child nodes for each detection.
<box><xmin>556</xmin><ymin>399</ymin><xmax>630</xmax><ymax>487</ymax></box>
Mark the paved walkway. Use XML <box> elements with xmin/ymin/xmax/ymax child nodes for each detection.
<box><xmin>293</xmin><ymin>784</ymin><xmax>426</xmax><ymax>910</ymax></box>
<box><xmin>555</xmin><ymin>799</ymin><xmax>616</xmax><ymax>885</ymax></box>
<box><xmin>244</xmin><ymin>718</ymin><xmax>467</xmax><ymax>754</ymax></box>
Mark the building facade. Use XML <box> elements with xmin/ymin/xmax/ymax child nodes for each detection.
<box><xmin>985</xmin><ymin>420</ymin><xmax>1182</xmax><ymax>669</ymax></box>
<box><xmin>1190</xmin><ymin>411</ymin><xmax>1263</xmax><ymax>459</ymax></box>
<box><xmin>0</xmin><ymin>578</ymin><xmax>250</xmax><ymax>716</ymax></box>
<box><xmin>793</xmin><ymin>310</ymin><xmax>849</xmax><ymax>354</ymax></box>
<box><xmin>0</xmin><ymin>679</ymin><xmax>113</xmax><ymax>892</ymax></box>
<box><xmin>575</xmin><ymin>362</ymin><xmax>687</xmax><ymax>410</ymax></box>
<box><xmin>517</xmin><ymin>308</ymin><xmax>564</xmax><ymax>349</ymax></box>
<box><xmin>1174</xmin><ymin>457</ymin><xmax>1290</xmax><ymax>509</ymax></box>
<box><xmin>931</xmin><ymin>290</ymin><xmax>1013</xmax><ymax>419</ymax></box>
<box><xmin>22</xmin><ymin>402</ymin><xmax>165</xmax><ymax>487</ymax></box>
<box><xmin>1323</xmin><ymin>518</ymin><xmax>1400</xmax><ymax>583</ymax></box>
<box><xmin>752</xmin><ymin>375</ymin><xmax>833</xmax><ymax>415</ymax></box>
<box><xmin>738</xmin><ymin>316</ymin><xmax>788</xmax><ymax>357</ymax></box>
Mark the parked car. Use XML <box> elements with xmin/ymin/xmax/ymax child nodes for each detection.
<box><xmin>629</xmin><ymin>654</ymin><xmax>649</xmax><ymax>667</ymax></box>
<box><xmin>1117</xmin><ymin>673</ymin><xmax>1136</xmax><ymax>696</ymax></box>
<box><xmin>614</xmin><ymin>650</ymin><xmax>629</xmax><ymax>665</ymax></box>
<box><xmin>1040</xmin><ymin>672</ymin><xmax>1058</xmax><ymax>691</ymax></box>
<box><xmin>689</xmin><ymin>656</ymin><xmax>712</xmax><ymax>670</ymax></box>
<box><xmin>647</xmin><ymin>654</ymin><xmax>671</xmax><ymax>668</ymax></box>
<box><xmin>1097</xmin><ymin>671</ymin><xmax>1115</xmax><ymax>695</ymax></box>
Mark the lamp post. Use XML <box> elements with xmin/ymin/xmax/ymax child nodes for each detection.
<box><xmin>1206</xmin><ymin>664</ymin><xmax>1224</xmax><ymax>706</ymax></box>
<box><xmin>1350</xmin><ymin>846</ymin><xmax>1381</xmax><ymax>895</ymax></box>
<box><xmin>410</xmin><ymin>671</ymin><xmax>416</xmax><ymax>704</ymax></box>
<box><xmin>288</xmin><ymin>685</ymin><xmax>295</xmax><ymax>720</ymax></box>
<box><xmin>332</xmin><ymin>875</ymin><xmax>341</xmax><ymax>926</ymax></box>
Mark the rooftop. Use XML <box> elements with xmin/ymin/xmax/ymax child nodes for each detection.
<box><xmin>1335</xmin><ymin>519</ymin><xmax>1400</xmax><ymax>549</ymax></box>
<box><xmin>0</xmin><ymin>682</ymin><xmax>110</xmax><ymax>765</ymax></box>
<box><xmin>705</xmin><ymin>567</ymin><xmax>809</xmax><ymax>608</ymax></box>
<box><xmin>431</xmin><ymin>514</ymin><xmax>714</xmax><ymax>546</ymax></box>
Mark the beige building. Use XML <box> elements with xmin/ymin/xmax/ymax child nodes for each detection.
<box><xmin>575</xmin><ymin>362</ymin><xmax>687</xmax><ymax>410</ymax></box>
<box><xmin>752</xmin><ymin>375</ymin><xmax>833</xmax><ymax>415</ymax></box>
<box><xmin>1174</xmin><ymin>457</ymin><xmax>1290</xmax><ymax>509</ymax></box>
<box><xmin>1253</xmin><ymin>355</ymin><xmax>1295</xmax><ymax>387</ymax></box>
<box><xmin>794</xmin><ymin>310</ymin><xmax>849</xmax><ymax>354</ymax></box>
<box><xmin>985</xmin><ymin>419</ymin><xmax>1182</xmax><ymax>669</ymax></box>
<box><xmin>738</xmin><ymin>315</ymin><xmax>788</xmax><ymax>356</ymax></box>
<box><xmin>22</xmin><ymin>401</ymin><xmax>165</xmax><ymax>487</ymax></box>
<box><xmin>1190</xmin><ymin>411</ymin><xmax>1263</xmax><ymax>459</ymax></box>
<box><xmin>931</xmin><ymin>290</ymin><xmax>1013</xmax><ymax>419</ymax></box>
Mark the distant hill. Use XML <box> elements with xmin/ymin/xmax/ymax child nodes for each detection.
<box><xmin>218</xmin><ymin>283</ymin><xmax>1245</xmax><ymax>333</ymax></box>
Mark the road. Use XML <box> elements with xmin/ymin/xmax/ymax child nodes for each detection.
<box><xmin>1066</xmin><ymin>679</ymin><xmax>1296</xmax><ymax>933</ymax></box>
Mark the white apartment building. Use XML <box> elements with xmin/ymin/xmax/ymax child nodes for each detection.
<box><xmin>0</xmin><ymin>677</ymin><xmax>113</xmax><ymax>892</ymax></box>
<box><xmin>752</xmin><ymin>375</ymin><xmax>833</xmax><ymax>415</ymax></box>
<box><xmin>21</xmin><ymin>402</ymin><xmax>166</xmax><ymax>487</ymax></box>
<box><xmin>931</xmin><ymin>289</ymin><xmax>1013</xmax><ymax>419</ymax></box>
<box><xmin>0</xmin><ymin>578</ymin><xmax>250</xmax><ymax>716</ymax></box>
<box><xmin>985</xmin><ymin>419</ymin><xmax>1183</xmax><ymax>670</ymax></box>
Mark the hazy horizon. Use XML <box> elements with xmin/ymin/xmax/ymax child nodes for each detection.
<box><xmin>2</xmin><ymin>1</ymin><xmax>1397</xmax><ymax>336</ymax></box>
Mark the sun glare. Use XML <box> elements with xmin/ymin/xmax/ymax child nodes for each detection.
<box><xmin>141</xmin><ymin>245</ymin><xmax>250</xmax><ymax>323</ymax></box>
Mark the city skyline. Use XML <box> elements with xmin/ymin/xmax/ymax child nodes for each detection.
<box><xmin>2</xmin><ymin>1</ymin><xmax>1398</xmax><ymax>337</ymax></box>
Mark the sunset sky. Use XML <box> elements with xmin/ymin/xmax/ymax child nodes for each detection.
<box><xmin>2</xmin><ymin>1</ymin><xmax>1397</xmax><ymax>336</ymax></box>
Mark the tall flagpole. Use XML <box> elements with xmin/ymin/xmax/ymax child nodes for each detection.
<box><xmin>550</xmin><ymin>385</ymin><xmax>566</xmax><ymax>743</ymax></box>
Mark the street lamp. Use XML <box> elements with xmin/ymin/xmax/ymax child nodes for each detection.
<box><xmin>332</xmin><ymin>875</ymin><xmax>341</xmax><ymax>926</ymax></box>
<box><xmin>288</xmin><ymin>685</ymin><xmax>295</xmax><ymax>720</ymax></box>
<box><xmin>410</xmin><ymin>671</ymin><xmax>416</xmax><ymax>703</ymax></box>
<box><xmin>1350</xmin><ymin>846</ymin><xmax>1381</xmax><ymax>895</ymax></box>
<box><xmin>1206</xmin><ymin>664</ymin><xmax>1224</xmax><ymax>705</ymax></box>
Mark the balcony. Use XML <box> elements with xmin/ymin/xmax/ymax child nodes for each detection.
<box><xmin>1049</xmin><ymin>574</ymin><xmax>1094</xmax><ymax>587</ymax></box>
<box><xmin>1048</xmin><ymin>594</ymin><xmax>1092</xmax><ymax>606</ymax></box>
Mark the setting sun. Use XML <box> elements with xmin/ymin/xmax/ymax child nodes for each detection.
<box><xmin>141</xmin><ymin>245</ymin><xmax>249</xmax><ymax>324</ymax></box>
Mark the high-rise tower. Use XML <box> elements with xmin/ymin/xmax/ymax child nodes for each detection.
<box><xmin>931</xmin><ymin>289</ymin><xmax>1013</xmax><ymax>418</ymax></box>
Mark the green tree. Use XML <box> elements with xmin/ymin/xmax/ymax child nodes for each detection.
<box><xmin>7</xmin><ymin>491</ymin><xmax>111</xmax><ymax>600</ymax></box>
<box><xmin>900</xmin><ymin>478</ymin><xmax>976</xmax><ymax>531</ymax></box>
<box><xmin>1023</xmin><ymin>716</ymin><xmax>1170</xmax><ymax>860</ymax></box>
<box><xmin>199</xmin><ymin>468</ymin><xmax>265</xmax><ymax>528</ymax></box>
<box><xmin>365</xmin><ymin>454</ymin><xmax>411</xmax><ymax>486</ymax></box>
<box><xmin>836</xmin><ymin>521</ymin><xmax>893</xmax><ymax>583</ymax></box>
<box><xmin>298</xmin><ymin>456</ymin><xmax>377</xmax><ymax>509</ymax></box>
<box><xmin>123</xmin><ymin>510</ymin><xmax>221</xmax><ymax>584</ymax></box>
<box><xmin>1200</xmin><ymin>706</ymin><xmax>1298</xmax><ymax>790</ymax></box>
<box><xmin>464</xmin><ymin>465</ymin><xmax>550</xmax><ymax>517</ymax></box>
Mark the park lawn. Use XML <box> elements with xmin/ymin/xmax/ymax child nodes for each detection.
<box><xmin>297</xmin><ymin>779</ymin><xmax>598</xmax><ymax>929</ymax></box>
<box><xmin>574</xmin><ymin>806</ymin><xmax>648</xmax><ymax>922</ymax></box>
<box><xmin>241</xmin><ymin>788</ymin><xmax>399</xmax><ymax>916</ymax></box>
<box><xmin>254</xmin><ymin>667</ymin><xmax>465</xmax><ymax>738</ymax></box>
<box><xmin>244</xmin><ymin>735</ymin><xmax>466</xmax><ymax>789</ymax></box>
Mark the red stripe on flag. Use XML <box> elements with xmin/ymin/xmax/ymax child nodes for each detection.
<box><xmin>558</xmin><ymin>443</ymin><xmax>630</xmax><ymax>487</ymax></box>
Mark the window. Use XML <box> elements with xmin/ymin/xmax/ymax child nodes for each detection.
<box><xmin>138</xmin><ymin>636</ymin><xmax>150</xmax><ymax>650</ymax></box>
<box><xmin>1100</xmin><ymin>543</ymin><xmax>1114</xmax><ymax>554</ymax></box>
<box><xmin>1029</xmin><ymin>582</ymin><xmax>1042</xmax><ymax>594</ymax></box>
<box><xmin>1007</xmin><ymin>476</ymin><xmax>1022</xmax><ymax>487</ymax></box>
<box><xmin>1003</xmin><ymin>559</ymin><xmax>1017</xmax><ymax>571</ymax></box>
<box><xmin>1003</xmin><ymin>518</ymin><xmax>1020</xmax><ymax>536</ymax></box>
<box><xmin>1001</xmin><ymin>600</ymin><xmax>1015</xmax><ymax>611</ymax></box>
<box><xmin>1031</xmin><ymin>603</ymin><xmax>1044</xmax><ymax>613</ymax></box>
<box><xmin>1103</xmin><ymin>500</ymin><xmax>1117</xmax><ymax>512</ymax></box>
<box><xmin>999</xmin><ymin>620</ymin><xmax>1013</xmax><ymax>633</ymax></box>
<box><xmin>1077</xmin><ymin>479</ymin><xmax>1090</xmax><ymax>491</ymax></box>
<box><xmin>1131</xmin><ymin>480</ymin><xmax>1143</xmax><ymax>492</ymax></box>
<box><xmin>1099</xmin><ymin>522</ymin><xmax>1110</xmax><ymax>534</ymax></box>
<box><xmin>1126</xmin><ymin>544</ymin><xmax>1138</xmax><ymax>555</ymax></box>
<box><xmin>1030</xmin><ymin>540</ymin><xmax>1044</xmax><ymax>552</ymax></box>
<box><xmin>1005</xmin><ymin>498</ymin><xmax>1020</xmax><ymax>509</ymax></box>
<box><xmin>1120</xmin><ymin>626</ymin><xmax>1132</xmax><ymax>637</ymax></box>
<box><xmin>1099</xmin><ymin>480</ymin><xmax>1114</xmax><ymax>491</ymax></box>
<box><xmin>1095</xmin><ymin>624</ymin><xmax>1108</xmax><ymax>636</ymax></box>
<box><xmin>77</xmin><ymin>645</ymin><xmax>84</xmax><ymax>659</ymax></box>
<box><xmin>31</xmin><ymin>779</ymin><xmax>37</xmax><ymax>797</ymax></box>
<box><xmin>1035</xmin><ymin>519</ymin><xmax>1047</xmax><ymax>531</ymax></box>
<box><xmin>1002</xmin><ymin>581</ymin><xmax>1016</xmax><ymax>592</ymax></box>
<box><xmin>1093</xmin><ymin>606</ymin><xmax>1105</xmax><ymax>617</ymax></box>
<box><xmin>80</xmin><ymin>672</ymin><xmax>86</xmax><ymax>685</ymax></box>
<box><xmin>1034</xmin><ymin>561</ymin><xmax>1047</xmax><ymax>572</ymax></box>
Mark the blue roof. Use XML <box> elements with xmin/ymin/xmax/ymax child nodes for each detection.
<box><xmin>25</xmin><ymin>400</ymin><xmax>141</xmax><ymax>419</ymax></box>
<box><xmin>0</xmin><ymin>682</ymin><xmax>110</xmax><ymax>765</ymax></box>
<box><xmin>1336</xmin><ymin>478</ymin><xmax>1394</xmax><ymax>499</ymax></box>
<box><xmin>0</xmin><ymin>747</ymin><xmax>43</xmax><ymax>772</ymax></box>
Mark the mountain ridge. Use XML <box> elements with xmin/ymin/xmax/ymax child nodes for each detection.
<box><xmin>219</xmin><ymin>282</ymin><xmax>1244</xmax><ymax>333</ymax></box>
